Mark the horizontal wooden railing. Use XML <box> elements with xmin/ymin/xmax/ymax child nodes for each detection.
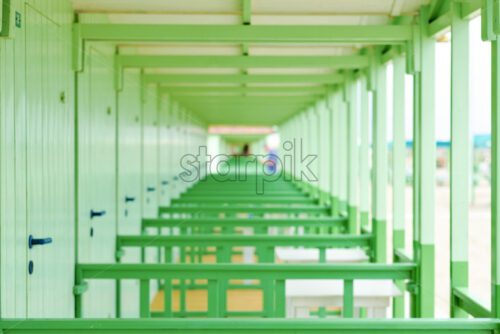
<box><xmin>142</xmin><ymin>217</ymin><xmax>347</xmax><ymax>230</ymax></box>
<box><xmin>158</xmin><ymin>204</ymin><xmax>331</xmax><ymax>216</ymax></box>
<box><xmin>171</xmin><ymin>196</ymin><xmax>317</xmax><ymax>204</ymax></box>
<box><xmin>2</xmin><ymin>319</ymin><xmax>499</xmax><ymax>334</ymax></box>
<box><xmin>74</xmin><ymin>263</ymin><xmax>416</xmax><ymax>319</ymax></box>
<box><xmin>181</xmin><ymin>190</ymin><xmax>309</xmax><ymax>197</ymax></box>
<box><xmin>117</xmin><ymin>234</ymin><xmax>372</xmax><ymax>250</ymax></box>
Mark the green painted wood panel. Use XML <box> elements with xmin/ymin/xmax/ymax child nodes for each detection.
<box><xmin>1</xmin><ymin>0</ymin><xmax>74</xmax><ymax>318</ymax></box>
<box><xmin>0</xmin><ymin>0</ymin><xmax>24</xmax><ymax>317</ymax></box>
<box><xmin>450</xmin><ymin>2</ymin><xmax>469</xmax><ymax>318</ymax></box>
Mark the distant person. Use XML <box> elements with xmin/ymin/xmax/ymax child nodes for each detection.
<box><xmin>264</xmin><ymin>145</ymin><xmax>278</xmax><ymax>174</ymax></box>
<box><xmin>242</xmin><ymin>143</ymin><xmax>249</xmax><ymax>156</ymax></box>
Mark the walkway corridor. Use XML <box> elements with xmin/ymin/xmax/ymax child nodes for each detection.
<box><xmin>0</xmin><ymin>0</ymin><xmax>500</xmax><ymax>333</ymax></box>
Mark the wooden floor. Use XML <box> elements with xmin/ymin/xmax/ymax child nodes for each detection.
<box><xmin>151</xmin><ymin>288</ymin><xmax>263</xmax><ymax>312</ymax></box>
<box><xmin>152</xmin><ymin>252</ymin><xmax>263</xmax><ymax>312</ymax></box>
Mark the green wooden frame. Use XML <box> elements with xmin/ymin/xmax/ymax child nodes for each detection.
<box><xmin>74</xmin><ymin>263</ymin><xmax>416</xmax><ymax>318</ymax></box>
<box><xmin>2</xmin><ymin>319</ymin><xmax>499</xmax><ymax>334</ymax></box>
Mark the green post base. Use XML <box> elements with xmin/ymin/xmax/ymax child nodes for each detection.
<box><xmin>331</xmin><ymin>196</ymin><xmax>339</xmax><ymax>217</ymax></box>
<box><xmin>419</xmin><ymin>243</ymin><xmax>435</xmax><ymax>318</ymax></box>
<box><xmin>393</xmin><ymin>228</ymin><xmax>405</xmax><ymax>318</ymax></box>
<box><xmin>450</xmin><ymin>260</ymin><xmax>468</xmax><ymax>318</ymax></box>
<box><xmin>493</xmin><ymin>284</ymin><xmax>500</xmax><ymax>318</ymax></box>
<box><xmin>360</xmin><ymin>211</ymin><xmax>369</xmax><ymax>230</ymax></box>
<box><xmin>339</xmin><ymin>200</ymin><xmax>347</xmax><ymax>214</ymax></box>
<box><xmin>348</xmin><ymin>205</ymin><xmax>358</xmax><ymax>234</ymax></box>
<box><xmin>372</xmin><ymin>218</ymin><xmax>387</xmax><ymax>263</ymax></box>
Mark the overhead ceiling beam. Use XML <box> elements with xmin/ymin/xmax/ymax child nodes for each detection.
<box><xmin>175</xmin><ymin>98</ymin><xmax>312</xmax><ymax>103</ymax></box>
<box><xmin>117</xmin><ymin>55</ymin><xmax>369</xmax><ymax>69</ymax></box>
<box><xmin>427</xmin><ymin>0</ymin><xmax>480</xmax><ymax>36</ymax></box>
<box><xmin>172</xmin><ymin>95</ymin><xmax>320</xmax><ymax>101</ymax></box>
<box><xmin>242</xmin><ymin>0</ymin><xmax>251</xmax><ymax>25</ymax></box>
<box><xmin>175</xmin><ymin>103</ymin><xmax>309</xmax><ymax>109</ymax></box>
<box><xmin>177</xmin><ymin>104</ymin><xmax>310</xmax><ymax>111</ymax></box>
<box><xmin>76</xmin><ymin>23</ymin><xmax>413</xmax><ymax>44</ymax></box>
<box><xmin>161</xmin><ymin>85</ymin><xmax>332</xmax><ymax>94</ymax></box>
<box><xmin>143</xmin><ymin>73</ymin><xmax>345</xmax><ymax>84</ymax></box>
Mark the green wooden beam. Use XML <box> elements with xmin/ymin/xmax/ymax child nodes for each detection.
<box><xmin>174</xmin><ymin>98</ymin><xmax>318</xmax><ymax>105</ymax></box>
<box><xmin>116</xmin><ymin>55</ymin><xmax>370</xmax><ymax>69</ymax></box>
<box><xmin>330</xmin><ymin>93</ymin><xmax>340</xmax><ymax>216</ymax></box>
<box><xmin>392</xmin><ymin>55</ymin><xmax>406</xmax><ymax>319</ymax></box>
<box><xmin>359</xmin><ymin>76</ymin><xmax>370</xmax><ymax>230</ymax></box>
<box><xmin>338</xmin><ymin>90</ymin><xmax>348</xmax><ymax>213</ymax></box>
<box><xmin>392</xmin><ymin>55</ymin><xmax>406</xmax><ymax>249</ymax></box>
<box><xmin>172</xmin><ymin>196</ymin><xmax>315</xmax><ymax>204</ymax></box>
<box><xmin>144</xmin><ymin>73</ymin><xmax>345</xmax><ymax>85</ymax></box>
<box><xmin>347</xmin><ymin>79</ymin><xmax>358</xmax><ymax>235</ymax></box>
<box><xmin>77</xmin><ymin>263</ymin><xmax>416</xmax><ymax>280</ymax></box>
<box><xmin>416</xmin><ymin>6</ymin><xmax>436</xmax><ymax>318</ymax></box>
<box><xmin>452</xmin><ymin>287</ymin><xmax>492</xmax><ymax>318</ymax></box>
<box><xmin>450</xmin><ymin>1</ymin><xmax>469</xmax><ymax>318</ymax></box>
<box><xmin>77</xmin><ymin>24</ymin><xmax>413</xmax><ymax>44</ymax></box>
<box><xmin>427</xmin><ymin>0</ymin><xmax>481</xmax><ymax>36</ymax></box>
<box><xmin>158</xmin><ymin>204</ymin><xmax>331</xmax><ymax>215</ymax></box>
<box><xmin>116</xmin><ymin>234</ymin><xmax>373</xmax><ymax>249</ymax></box>
<box><xmin>491</xmin><ymin>29</ymin><xmax>500</xmax><ymax>320</ymax></box>
<box><xmin>181</xmin><ymin>190</ymin><xmax>306</xmax><ymax>196</ymax></box>
<box><xmin>372</xmin><ymin>60</ymin><xmax>387</xmax><ymax>264</ymax></box>
<box><xmin>171</xmin><ymin>96</ymin><xmax>321</xmax><ymax>103</ymax></box>
<box><xmin>428</xmin><ymin>0</ymin><xmax>449</xmax><ymax>21</ymax></box>
<box><xmin>2</xmin><ymin>319</ymin><xmax>499</xmax><ymax>333</ymax></box>
<box><xmin>242</xmin><ymin>0</ymin><xmax>251</xmax><ymax>25</ymax></box>
<box><xmin>142</xmin><ymin>217</ymin><xmax>346</xmax><ymax>229</ymax></box>
<box><xmin>161</xmin><ymin>86</ymin><xmax>332</xmax><ymax>94</ymax></box>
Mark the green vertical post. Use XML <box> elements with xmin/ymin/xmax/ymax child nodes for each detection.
<box><xmin>330</xmin><ymin>93</ymin><xmax>340</xmax><ymax>216</ymax></box>
<box><xmin>179</xmin><ymin>236</ymin><xmax>187</xmax><ymax>314</ymax></box>
<box><xmin>116</xmin><ymin>279</ymin><xmax>121</xmax><ymax>318</ymax></box>
<box><xmin>207</xmin><ymin>279</ymin><xmax>220</xmax><ymax>317</ymax></box>
<box><xmin>164</xmin><ymin>247</ymin><xmax>173</xmax><ymax>317</ymax></box>
<box><xmin>359</xmin><ymin>77</ymin><xmax>370</xmax><ymax>230</ymax></box>
<box><xmin>348</xmin><ymin>79</ymin><xmax>359</xmax><ymax>234</ymax></box>
<box><xmin>417</xmin><ymin>6</ymin><xmax>436</xmax><ymax>318</ymax></box>
<box><xmin>372</xmin><ymin>60</ymin><xmax>387</xmax><ymax>263</ymax></box>
<box><xmin>339</xmin><ymin>94</ymin><xmax>348</xmax><ymax>213</ymax></box>
<box><xmin>139</xmin><ymin>279</ymin><xmax>150</xmax><ymax>318</ymax></box>
<box><xmin>489</xmin><ymin>4</ymin><xmax>500</xmax><ymax>318</ymax></box>
<box><xmin>317</xmin><ymin>103</ymin><xmax>325</xmax><ymax>205</ymax></box>
<box><xmin>115</xmin><ymin>243</ymin><xmax>122</xmax><ymax>318</ymax></box>
<box><xmin>411</xmin><ymin>70</ymin><xmax>421</xmax><ymax>318</ymax></box>
<box><xmin>450</xmin><ymin>1</ymin><xmax>469</xmax><ymax>318</ymax></box>
<box><xmin>216</xmin><ymin>243</ymin><xmax>231</xmax><ymax>316</ymax></box>
<box><xmin>299</xmin><ymin>111</ymin><xmax>314</xmax><ymax>197</ymax></box>
<box><xmin>75</xmin><ymin>269</ymin><xmax>83</xmax><ymax>318</ymax></box>
<box><xmin>392</xmin><ymin>55</ymin><xmax>406</xmax><ymax>318</ymax></box>
<box><xmin>311</xmin><ymin>107</ymin><xmax>320</xmax><ymax>198</ymax></box>
<box><xmin>319</xmin><ymin>101</ymin><xmax>330</xmax><ymax>206</ymax></box>
<box><xmin>274</xmin><ymin>279</ymin><xmax>286</xmax><ymax>317</ymax></box>
<box><xmin>261</xmin><ymin>246</ymin><xmax>275</xmax><ymax>317</ymax></box>
<box><xmin>319</xmin><ymin>247</ymin><xmax>326</xmax><ymax>263</ymax></box>
<box><xmin>343</xmin><ymin>279</ymin><xmax>354</xmax><ymax>318</ymax></box>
